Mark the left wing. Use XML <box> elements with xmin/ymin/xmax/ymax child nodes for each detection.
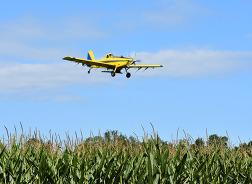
<box><xmin>63</xmin><ymin>56</ymin><xmax>115</xmax><ymax>69</ymax></box>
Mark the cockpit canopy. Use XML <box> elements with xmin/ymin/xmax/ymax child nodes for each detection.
<box><xmin>105</xmin><ymin>53</ymin><xmax>128</xmax><ymax>59</ymax></box>
<box><xmin>105</xmin><ymin>53</ymin><xmax>114</xmax><ymax>59</ymax></box>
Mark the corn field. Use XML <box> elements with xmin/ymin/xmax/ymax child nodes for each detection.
<box><xmin>0</xmin><ymin>126</ymin><xmax>252</xmax><ymax>183</ymax></box>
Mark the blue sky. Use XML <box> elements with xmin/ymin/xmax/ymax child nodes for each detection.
<box><xmin>0</xmin><ymin>0</ymin><xmax>252</xmax><ymax>145</ymax></box>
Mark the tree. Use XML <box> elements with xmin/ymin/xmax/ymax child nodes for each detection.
<box><xmin>195</xmin><ymin>138</ymin><xmax>204</xmax><ymax>147</ymax></box>
<box><xmin>104</xmin><ymin>130</ymin><xmax>128</xmax><ymax>144</ymax></box>
<box><xmin>86</xmin><ymin>136</ymin><xmax>103</xmax><ymax>143</ymax></box>
<box><xmin>118</xmin><ymin>134</ymin><xmax>127</xmax><ymax>145</ymax></box>
<box><xmin>208</xmin><ymin>134</ymin><xmax>219</xmax><ymax>145</ymax></box>
<box><xmin>104</xmin><ymin>130</ymin><xmax>112</xmax><ymax>142</ymax></box>
<box><xmin>161</xmin><ymin>140</ymin><xmax>168</xmax><ymax>146</ymax></box>
<box><xmin>208</xmin><ymin>134</ymin><xmax>228</xmax><ymax>147</ymax></box>
<box><xmin>220</xmin><ymin>136</ymin><xmax>228</xmax><ymax>147</ymax></box>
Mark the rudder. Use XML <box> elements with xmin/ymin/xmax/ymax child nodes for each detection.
<box><xmin>87</xmin><ymin>51</ymin><xmax>95</xmax><ymax>61</ymax></box>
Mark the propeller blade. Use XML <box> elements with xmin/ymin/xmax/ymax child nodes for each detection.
<box><xmin>132</xmin><ymin>59</ymin><xmax>141</xmax><ymax>65</ymax></box>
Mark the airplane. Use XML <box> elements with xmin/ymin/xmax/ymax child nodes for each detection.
<box><xmin>62</xmin><ymin>51</ymin><xmax>163</xmax><ymax>78</ymax></box>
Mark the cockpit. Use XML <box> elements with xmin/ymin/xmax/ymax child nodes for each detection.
<box><xmin>105</xmin><ymin>53</ymin><xmax>114</xmax><ymax>59</ymax></box>
<box><xmin>105</xmin><ymin>53</ymin><xmax>128</xmax><ymax>59</ymax></box>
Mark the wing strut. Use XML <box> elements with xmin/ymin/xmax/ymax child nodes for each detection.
<box><xmin>136</xmin><ymin>67</ymin><xmax>142</xmax><ymax>73</ymax></box>
<box><xmin>143</xmin><ymin>67</ymin><xmax>149</xmax><ymax>72</ymax></box>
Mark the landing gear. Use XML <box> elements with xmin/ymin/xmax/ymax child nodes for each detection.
<box><xmin>111</xmin><ymin>72</ymin><xmax>115</xmax><ymax>77</ymax></box>
<box><xmin>126</xmin><ymin>72</ymin><xmax>131</xmax><ymax>78</ymax></box>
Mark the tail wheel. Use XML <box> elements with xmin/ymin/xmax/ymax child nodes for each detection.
<box><xmin>111</xmin><ymin>72</ymin><xmax>115</xmax><ymax>77</ymax></box>
<box><xmin>126</xmin><ymin>72</ymin><xmax>131</xmax><ymax>78</ymax></box>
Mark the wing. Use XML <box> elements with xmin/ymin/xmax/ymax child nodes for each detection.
<box><xmin>63</xmin><ymin>56</ymin><xmax>115</xmax><ymax>69</ymax></box>
<box><xmin>128</xmin><ymin>65</ymin><xmax>163</xmax><ymax>68</ymax></box>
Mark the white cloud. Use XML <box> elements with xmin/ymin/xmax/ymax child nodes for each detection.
<box><xmin>0</xmin><ymin>48</ymin><xmax>252</xmax><ymax>102</ymax></box>
<box><xmin>110</xmin><ymin>0</ymin><xmax>211</xmax><ymax>32</ymax></box>
<box><xmin>0</xmin><ymin>40</ymin><xmax>67</xmax><ymax>62</ymax></box>
<box><xmin>134</xmin><ymin>49</ymin><xmax>252</xmax><ymax>78</ymax></box>
<box><xmin>0</xmin><ymin>61</ymin><xmax>109</xmax><ymax>94</ymax></box>
<box><xmin>0</xmin><ymin>17</ymin><xmax>106</xmax><ymax>63</ymax></box>
<box><xmin>1</xmin><ymin>48</ymin><xmax>251</xmax><ymax>95</ymax></box>
<box><xmin>0</xmin><ymin>16</ymin><xmax>109</xmax><ymax>101</ymax></box>
<box><xmin>1</xmin><ymin>14</ymin><xmax>252</xmax><ymax>101</ymax></box>
<box><xmin>142</xmin><ymin>0</ymin><xmax>209</xmax><ymax>29</ymax></box>
<box><xmin>0</xmin><ymin>17</ymin><xmax>105</xmax><ymax>42</ymax></box>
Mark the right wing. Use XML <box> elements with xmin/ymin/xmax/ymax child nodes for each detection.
<box><xmin>62</xmin><ymin>56</ymin><xmax>115</xmax><ymax>69</ymax></box>
<box><xmin>128</xmin><ymin>65</ymin><xmax>164</xmax><ymax>68</ymax></box>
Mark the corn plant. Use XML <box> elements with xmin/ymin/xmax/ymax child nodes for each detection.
<box><xmin>0</xmin><ymin>127</ymin><xmax>251</xmax><ymax>183</ymax></box>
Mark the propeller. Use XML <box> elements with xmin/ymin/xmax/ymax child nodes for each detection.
<box><xmin>131</xmin><ymin>52</ymin><xmax>141</xmax><ymax>65</ymax></box>
<box><xmin>132</xmin><ymin>59</ymin><xmax>141</xmax><ymax>65</ymax></box>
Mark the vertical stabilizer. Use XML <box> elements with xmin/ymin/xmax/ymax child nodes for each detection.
<box><xmin>87</xmin><ymin>51</ymin><xmax>95</xmax><ymax>61</ymax></box>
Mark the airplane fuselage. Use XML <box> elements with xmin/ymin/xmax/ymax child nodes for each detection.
<box><xmin>92</xmin><ymin>57</ymin><xmax>133</xmax><ymax>72</ymax></box>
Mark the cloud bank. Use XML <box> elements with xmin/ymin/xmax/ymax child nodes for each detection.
<box><xmin>136</xmin><ymin>49</ymin><xmax>252</xmax><ymax>78</ymax></box>
<box><xmin>0</xmin><ymin>8</ymin><xmax>251</xmax><ymax>100</ymax></box>
<box><xmin>1</xmin><ymin>49</ymin><xmax>252</xmax><ymax>96</ymax></box>
<box><xmin>0</xmin><ymin>61</ymin><xmax>109</xmax><ymax>94</ymax></box>
<box><xmin>143</xmin><ymin>0</ymin><xmax>206</xmax><ymax>28</ymax></box>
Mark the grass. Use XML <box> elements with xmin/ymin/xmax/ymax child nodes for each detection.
<box><xmin>0</xmin><ymin>124</ymin><xmax>252</xmax><ymax>183</ymax></box>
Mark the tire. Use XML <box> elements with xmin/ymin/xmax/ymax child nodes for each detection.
<box><xmin>126</xmin><ymin>72</ymin><xmax>131</xmax><ymax>78</ymax></box>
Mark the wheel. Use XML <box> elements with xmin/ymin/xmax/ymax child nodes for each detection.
<box><xmin>88</xmin><ymin>70</ymin><xmax>90</xmax><ymax>74</ymax></box>
<box><xmin>126</xmin><ymin>72</ymin><xmax>131</xmax><ymax>78</ymax></box>
<box><xmin>111</xmin><ymin>72</ymin><xmax>115</xmax><ymax>77</ymax></box>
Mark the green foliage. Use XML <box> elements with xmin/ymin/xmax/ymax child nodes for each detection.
<box><xmin>0</xmin><ymin>129</ymin><xmax>252</xmax><ymax>183</ymax></box>
<box><xmin>208</xmin><ymin>134</ymin><xmax>228</xmax><ymax>147</ymax></box>
<box><xmin>195</xmin><ymin>137</ymin><xmax>204</xmax><ymax>146</ymax></box>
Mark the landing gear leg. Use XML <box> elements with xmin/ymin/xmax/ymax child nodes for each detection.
<box><xmin>111</xmin><ymin>72</ymin><xmax>115</xmax><ymax>77</ymax></box>
<box><xmin>126</xmin><ymin>72</ymin><xmax>131</xmax><ymax>78</ymax></box>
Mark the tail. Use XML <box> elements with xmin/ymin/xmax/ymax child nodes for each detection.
<box><xmin>87</xmin><ymin>51</ymin><xmax>95</xmax><ymax>61</ymax></box>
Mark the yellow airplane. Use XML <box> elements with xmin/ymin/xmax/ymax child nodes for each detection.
<box><xmin>62</xmin><ymin>51</ymin><xmax>163</xmax><ymax>78</ymax></box>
